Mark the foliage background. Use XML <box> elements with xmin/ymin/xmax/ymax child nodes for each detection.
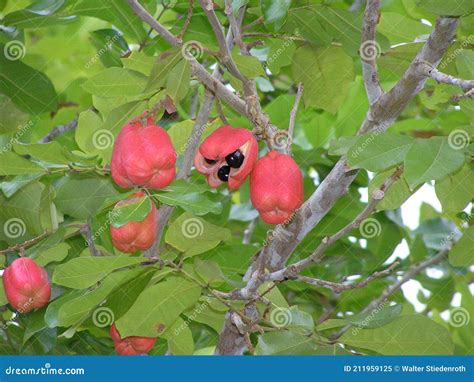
<box><xmin>0</xmin><ymin>0</ymin><xmax>473</xmax><ymax>355</ymax></box>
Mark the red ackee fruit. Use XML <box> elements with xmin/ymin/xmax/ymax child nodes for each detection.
<box><xmin>110</xmin><ymin>323</ymin><xmax>157</xmax><ymax>356</ymax></box>
<box><xmin>194</xmin><ymin>125</ymin><xmax>258</xmax><ymax>190</ymax></box>
<box><xmin>111</xmin><ymin>117</ymin><xmax>176</xmax><ymax>190</ymax></box>
<box><xmin>110</xmin><ymin>191</ymin><xmax>157</xmax><ymax>253</ymax></box>
<box><xmin>2</xmin><ymin>257</ymin><xmax>51</xmax><ymax>313</ymax></box>
<box><xmin>250</xmin><ymin>151</ymin><xmax>304</xmax><ymax>224</ymax></box>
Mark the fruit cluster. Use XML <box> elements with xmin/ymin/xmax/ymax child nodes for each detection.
<box><xmin>1</xmin><ymin>119</ymin><xmax>304</xmax><ymax>356</ymax></box>
<box><xmin>194</xmin><ymin>125</ymin><xmax>304</xmax><ymax>224</ymax></box>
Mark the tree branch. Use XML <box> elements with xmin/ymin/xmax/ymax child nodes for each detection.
<box><xmin>295</xmin><ymin>262</ymin><xmax>399</xmax><ymax>293</ymax></box>
<box><xmin>419</xmin><ymin>62</ymin><xmax>474</xmax><ymax>91</ymax></box>
<box><xmin>287</xmin><ymin>82</ymin><xmax>303</xmax><ymax>153</ymax></box>
<box><xmin>37</xmin><ymin>116</ymin><xmax>79</xmax><ymax>144</ymax></box>
<box><xmin>361</xmin><ymin>0</ymin><xmax>383</xmax><ymax>105</ymax></box>
<box><xmin>330</xmin><ymin>250</ymin><xmax>448</xmax><ymax>340</ymax></box>
<box><xmin>198</xmin><ymin>0</ymin><xmax>245</xmax><ymax>81</ymax></box>
<box><xmin>217</xmin><ymin>16</ymin><xmax>459</xmax><ymax>354</ymax></box>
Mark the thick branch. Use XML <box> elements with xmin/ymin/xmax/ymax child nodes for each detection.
<box><xmin>330</xmin><ymin>250</ymin><xmax>448</xmax><ymax>340</ymax></box>
<box><xmin>361</xmin><ymin>0</ymin><xmax>383</xmax><ymax>105</ymax></box>
<box><xmin>420</xmin><ymin>63</ymin><xmax>474</xmax><ymax>91</ymax></box>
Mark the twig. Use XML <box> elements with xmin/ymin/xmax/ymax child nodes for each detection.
<box><xmin>198</xmin><ymin>0</ymin><xmax>245</xmax><ymax>81</ymax></box>
<box><xmin>242</xmin><ymin>217</ymin><xmax>259</xmax><ymax>244</ymax></box>
<box><xmin>80</xmin><ymin>220</ymin><xmax>101</xmax><ymax>257</ymax></box>
<box><xmin>452</xmin><ymin>88</ymin><xmax>474</xmax><ymax>102</ymax></box>
<box><xmin>419</xmin><ymin>62</ymin><xmax>474</xmax><ymax>91</ymax></box>
<box><xmin>350</xmin><ymin>0</ymin><xmax>365</xmax><ymax>12</ymax></box>
<box><xmin>216</xmin><ymin>97</ymin><xmax>229</xmax><ymax>125</ymax></box>
<box><xmin>330</xmin><ymin>250</ymin><xmax>448</xmax><ymax>340</ymax></box>
<box><xmin>361</xmin><ymin>0</ymin><xmax>383</xmax><ymax>105</ymax></box>
<box><xmin>295</xmin><ymin>262</ymin><xmax>399</xmax><ymax>293</ymax></box>
<box><xmin>243</xmin><ymin>16</ymin><xmax>264</xmax><ymax>31</ymax></box>
<box><xmin>224</xmin><ymin>0</ymin><xmax>246</xmax><ymax>51</ymax></box>
<box><xmin>0</xmin><ymin>231</ymin><xmax>50</xmax><ymax>255</ymax></box>
<box><xmin>287</xmin><ymin>82</ymin><xmax>303</xmax><ymax>153</ymax></box>
<box><xmin>177</xmin><ymin>0</ymin><xmax>194</xmax><ymax>40</ymax></box>
<box><xmin>37</xmin><ymin>116</ymin><xmax>79</xmax><ymax>144</ymax></box>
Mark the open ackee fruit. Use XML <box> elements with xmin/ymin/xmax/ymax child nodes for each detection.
<box><xmin>194</xmin><ymin>125</ymin><xmax>258</xmax><ymax>190</ymax></box>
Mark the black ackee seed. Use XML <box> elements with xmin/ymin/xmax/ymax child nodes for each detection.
<box><xmin>217</xmin><ymin>165</ymin><xmax>230</xmax><ymax>182</ymax></box>
<box><xmin>225</xmin><ymin>150</ymin><xmax>244</xmax><ymax>168</ymax></box>
<box><xmin>204</xmin><ymin>158</ymin><xmax>217</xmax><ymax>165</ymax></box>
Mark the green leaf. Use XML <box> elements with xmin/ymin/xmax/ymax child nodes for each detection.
<box><xmin>32</xmin><ymin>243</ymin><xmax>70</xmax><ymax>267</ymax></box>
<box><xmin>52</xmin><ymin>256</ymin><xmax>144</xmax><ymax>289</ymax></box>
<box><xmin>90</xmin><ymin>29</ymin><xmax>129</xmax><ymax>68</ymax></box>
<box><xmin>435</xmin><ymin>163</ymin><xmax>474</xmax><ymax>214</ymax></box>
<box><xmin>166</xmin><ymin>59</ymin><xmax>191</xmax><ymax>103</ymax></box>
<box><xmin>0</xmin><ymin>181</ymin><xmax>55</xmax><ymax>243</ymax></box>
<box><xmin>0</xmin><ymin>152</ymin><xmax>45</xmax><ymax>175</ymax></box>
<box><xmin>162</xmin><ymin>317</ymin><xmax>195</xmax><ymax>355</ymax></box>
<box><xmin>340</xmin><ymin>315</ymin><xmax>454</xmax><ymax>355</ymax></box>
<box><xmin>345</xmin><ymin>304</ymin><xmax>403</xmax><ymax>329</ymax></box>
<box><xmin>111</xmin><ymin>194</ymin><xmax>152</xmax><ymax>228</ymax></box>
<box><xmin>378</xmin><ymin>12</ymin><xmax>431</xmax><ymax>45</ymax></box>
<box><xmin>82</xmin><ymin>68</ymin><xmax>147</xmax><ymax>98</ymax></box>
<box><xmin>145</xmin><ymin>49</ymin><xmax>183</xmax><ymax>92</ymax></box>
<box><xmin>116</xmin><ymin>276</ymin><xmax>201</xmax><ymax>337</ymax></box>
<box><xmin>261</xmin><ymin>0</ymin><xmax>291</xmax><ymax>30</ymax></box>
<box><xmin>233</xmin><ymin>54</ymin><xmax>266</xmax><ymax>78</ymax></box>
<box><xmin>404</xmin><ymin>137</ymin><xmax>465</xmax><ymax>190</ymax></box>
<box><xmin>194</xmin><ymin>259</ymin><xmax>225</xmax><ymax>285</ymax></box>
<box><xmin>0</xmin><ymin>46</ymin><xmax>58</xmax><ymax>114</ymax></box>
<box><xmin>67</xmin><ymin>0</ymin><xmax>146</xmax><ymax>41</ymax></box>
<box><xmin>54</xmin><ymin>177</ymin><xmax>120</xmax><ymax>219</ymax></box>
<box><xmin>449</xmin><ymin>226</ymin><xmax>474</xmax><ymax>267</ymax></box>
<box><xmin>255</xmin><ymin>331</ymin><xmax>318</xmax><ymax>355</ymax></box>
<box><xmin>0</xmin><ymin>94</ymin><xmax>30</xmax><ymax>134</ymax></box>
<box><xmin>328</xmin><ymin>136</ymin><xmax>359</xmax><ymax>156</ymax></box>
<box><xmin>154</xmin><ymin>190</ymin><xmax>222</xmax><ymax>216</ymax></box>
<box><xmin>13</xmin><ymin>142</ymin><xmax>71</xmax><ymax>165</ymax></box>
<box><xmin>416</xmin><ymin>0</ymin><xmax>474</xmax><ymax>16</ymax></box>
<box><xmin>57</xmin><ymin>268</ymin><xmax>149</xmax><ymax>328</ymax></box>
<box><xmin>165</xmin><ymin>213</ymin><xmax>231</xmax><ymax>257</ymax></box>
<box><xmin>348</xmin><ymin>133</ymin><xmax>414</xmax><ymax>172</ymax></box>
<box><xmin>102</xmin><ymin>268</ymin><xmax>155</xmax><ymax>320</ymax></box>
<box><xmin>292</xmin><ymin>45</ymin><xmax>354</xmax><ymax>114</ymax></box>
<box><xmin>267</xmin><ymin>39</ymin><xmax>295</xmax><ymax>75</ymax></box>
<box><xmin>0</xmin><ymin>173</ymin><xmax>44</xmax><ymax>198</ymax></box>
